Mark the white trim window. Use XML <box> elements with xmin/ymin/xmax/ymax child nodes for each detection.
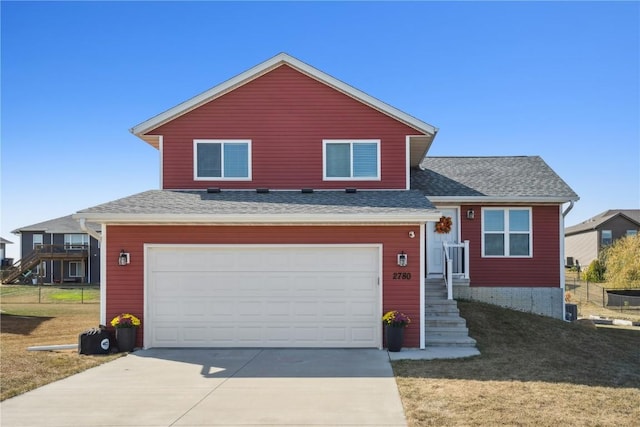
<box><xmin>69</xmin><ymin>261</ymin><xmax>85</xmax><ymax>278</ymax></box>
<box><xmin>64</xmin><ymin>234</ymin><xmax>89</xmax><ymax>249</ymax></box>
<box><xmin>323</xmin><ymin>139</ymin><xmax>380</xmax><ymax>180</ymax></box>
<box><xmin>482</xmin><ymin>208</ymin><xmax>532</xmax><ymax>257</ymax></box>
<box><xmin>194</xmin><ymin>139</ymin><xmax>252</xmax><ymax>180</ymax></box>
<box><xmin>33</xmin><ymin>234</ymin><xmax>44</xmax><ymax>250</ymax></box>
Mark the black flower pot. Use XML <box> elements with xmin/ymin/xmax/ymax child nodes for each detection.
<box><xmin>115</xmin><ymin>327</ymin><xmax>137</xmax><ymax>352</ymax></box>
<box><xmin>385</xmin><ymin>325</ymin><xmax>405</xmax><ymax>352</ymax></box>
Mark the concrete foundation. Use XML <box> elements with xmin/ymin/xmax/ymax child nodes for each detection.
<box><xmin>453</xmin><ymin>285</ymin><xmax>564</xmax><ymax>319</ymax></box>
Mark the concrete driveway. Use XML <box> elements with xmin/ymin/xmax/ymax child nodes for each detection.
<box><xmin>1</xmin><ymin>349</ymin><xmax>407</xmax><ymax>427</ymax></box>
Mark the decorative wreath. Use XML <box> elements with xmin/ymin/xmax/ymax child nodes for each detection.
<box><xmin>435</xmin><ymin>216</ymin><xmax>452</xmax><ymax>234</ymax></box>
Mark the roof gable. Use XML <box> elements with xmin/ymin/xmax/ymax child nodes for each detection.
<box><xmin>411</xmin><ymin>156</ymin><xmax>579</xmax><ymax>202</ymax></box>
<box><xmin>12</xmin><ymin>214</ymin><xmax>100</xmax><ymax>235</ymax></box>
<box><xmin>565</xmin><ymin>209</ymin><xmax>640</xmax><ymax>235</ymax></box>
<box><xmin>131</xmin><ymin>53</ymin><xmax>437</xmax><ymax>152</ymax></box>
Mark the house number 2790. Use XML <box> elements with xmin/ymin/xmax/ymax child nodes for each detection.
<box><xmin>392</xmin><ymin>272</ymin><xmax>412</xmax><ymax>280</ymax></box>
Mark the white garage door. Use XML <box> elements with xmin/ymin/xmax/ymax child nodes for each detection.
<box><xmin>146</xmin><ymin>245</ymin><xmax>381</xmax><ymax>348</ymax></box>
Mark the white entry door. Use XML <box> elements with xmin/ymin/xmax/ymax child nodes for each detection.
<box><xmin>145</xmin><ymin>245</ymin><xmax>381</xmax><ymax>348</ymax></box>
<box><xmin>426</xmin><ymin>208</ymin><xmax>459</xmax><ymax>275</ymax></box>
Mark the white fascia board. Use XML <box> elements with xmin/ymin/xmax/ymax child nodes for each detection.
<box><xmin>73</xmin><ymin>212</ymin><xmax>442</xmax><ymax>225</ymax></box>
<box><xmin>426</xmin><ymin>196</ymin><xmax>580</xmax><ymax>204</ymax></box>
<box><xmin>130</xmin><ymin>53</ymin><xmax>438</xmax><ymax>138</ymax></box>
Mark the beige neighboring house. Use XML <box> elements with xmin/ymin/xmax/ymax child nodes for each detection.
<box><xmin>565</xmin><ymin>209</ymin><xmax>640</xmax><ymax>267</ymax></box>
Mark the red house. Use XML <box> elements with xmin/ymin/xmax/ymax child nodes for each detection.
<box><xmin>74</xmin><ymin>54</ymin><xmax>578</xmax><ymax>350</ymax></box>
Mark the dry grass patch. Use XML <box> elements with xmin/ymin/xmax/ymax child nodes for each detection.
<box><xmin>1</xmin><ymin>303</ymin><xmax>122</xmax><ymax>401</ymax></box>
<box><xmin>394</xmin><ymin>301</ymin><xmax>640</xmax><ymax>426</ymax></box>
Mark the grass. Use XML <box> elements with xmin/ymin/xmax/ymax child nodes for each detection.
<box><xmin>0</xmin><ymin>302</ymin><xmax>121</xmax><ymax>401</ymax></box>
<box><xmin>0</xmin><ymin>285</ymin><xmax>100</xmax><ymax>304</ymax></box>
<box><xmin>394</xmin><ymin>301</ymin><xmax>640</xmax><ymax>426</ymax></box>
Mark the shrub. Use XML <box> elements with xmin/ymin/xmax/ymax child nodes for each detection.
<box><xmin>603</xmin><ymin>235</ymin><xmax>640</xmax><ymax>288</ymax></box>
<box><xmin>582</xmin><ymin>259</ymin><xmax>605</xmax><ymax>282</ymax></box>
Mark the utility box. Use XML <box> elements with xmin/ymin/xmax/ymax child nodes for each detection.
<box><xmin>78</xmin><ymin>327</ymin><xmax>112</xmax><ymax>355</ymax></box>
<box><xmin>565</xmin><ymin>303</ymin><xmax>578</xmax><ymax>322</ymax></box>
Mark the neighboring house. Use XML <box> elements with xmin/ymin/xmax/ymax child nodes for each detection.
<box><xmin>73</xmin><ymin>53</ymin><xmax>578</xmax><ymax>350</ymax></box>
<box><xmin>4</xmin><ymin>215</ymin><xmax>101</xmax><ymax>284</ymax></box>
<box><xmin>1</xmin><ymin>237</ymin><xmax>13</xmax><ymax>268</ymax></box>
<box><xmin>565</xmin><ymin>209</ymin><xmax>640</xmax><ymax>266</ymax></box>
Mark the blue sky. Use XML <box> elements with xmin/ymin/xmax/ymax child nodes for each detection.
<box><xmin>1</xmin><ymin>1</ymin><xmax>638</xmax><ymax>259</ymax></box>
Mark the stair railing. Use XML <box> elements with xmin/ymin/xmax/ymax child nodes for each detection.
<box><xmin>442</xmin><ymin>241</ymin><xmax>470</xmax><ymax>300</ymax></box>
<box><xmin>1</xmin><ymin>250</ymin><xmax>39</xmax><ymax>283</ymax></box>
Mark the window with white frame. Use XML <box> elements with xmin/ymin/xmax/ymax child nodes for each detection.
<box><xmin>33</xmin><ymin>234</ymin><xmax>43</xmax><ymax>249</ymax></box>
<box><xmin>601</xmin><ymin>230</ymin><xmax>613</xmax><ymax>246</ymax></box>
<box><xmin>64</xmin><ymin>234</ymin><xmax>88</xmax><ymax>249</ymax></box>
<box><xmin>323</xmin><ymin>140</ymin><xmax>380</xmax><ymax>180</ymax></box>
<box><xmin>194</xmin><ymin>140</ymin><xmax>251</xmax><ymax>180</ymax></box>
<box><xmin>482</xmin><ymin>208</ymin><xmax>532</xmax><ymax>257</ymax></box>
<box><xmin>69</xmin><ymin>261</ymin><xmax>85</xmax><ymax>278</ymax></box>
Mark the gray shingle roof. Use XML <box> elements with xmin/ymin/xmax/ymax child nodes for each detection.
<box><xmin>411</xmin><ymin>156</ymin><xmax>578</xmax><ymax>200</ymax></box>
<box><xmin>76</xmin><ymin>190</ymin><xmax>436</xmax><ymax>219</ymax></box>
<box><xmin>12</xmin><ymin>215</ymin><xmax>101</xmax><ymax>234</ymax></box>
<box><xmin>565</xmin><ymin>209</ymin><xmax>640</xmax><ymax>235</ymax></box>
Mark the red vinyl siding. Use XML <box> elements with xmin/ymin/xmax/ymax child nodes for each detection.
<box><xmin>105</xmin><ymin>224</ymin><xmax>422</xmax><ymax>348</ymax></box>
<box><xmin>461</xmin><ymin>205</ymin><xmax>561</xmax><ymax>287</ymax></box>
<box><xmin>149</xmin><ymin>65</ymin><xmax>422</xmax><ymax>190</ymax></box>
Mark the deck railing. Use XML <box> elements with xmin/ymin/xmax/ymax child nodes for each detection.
<box><xmin>442</xmin><ymin>241</ymin><xmax>470</xmax><ymax>300</ymax></box>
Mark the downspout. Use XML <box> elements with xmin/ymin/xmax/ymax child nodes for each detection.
<box><xmin>560</xmin><ymin>200</ymin><xmax>574</xmax><ymax>321</ymax></box>
<box><xmin>562</xmin><ymin>200</ymin><xmax>574</xmax><ymax>218</ymax></box>
<box><xmin>79</xmin><ymin>218</ymin><xmax>101</xmax><ymax>242</ymax></box>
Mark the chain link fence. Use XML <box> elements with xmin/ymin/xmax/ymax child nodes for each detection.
<box><xmin>0</xmin><ymin>284</ymin><xmax>100</xmax><ymax>304</ymax></box>
<box><xmin>565</xmin><ymin>272</ymin><xmax>640</xmax><ymax>315</ymax></box>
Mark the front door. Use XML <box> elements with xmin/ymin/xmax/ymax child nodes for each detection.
<box><xmin>426</xmin><ymin>208</ymin><xmax>459</xmax><ymax>276</ymax></box>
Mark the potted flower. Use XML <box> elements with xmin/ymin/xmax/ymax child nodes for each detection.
<box><xmin>382</xmin><ymin>310</ymin><xmax>410</xmax><ymax>352</ymax></box>
<box><xmin>110</xmin><ymin>313</ymin><xmax>141</xmax><ymax>352</ymax></box>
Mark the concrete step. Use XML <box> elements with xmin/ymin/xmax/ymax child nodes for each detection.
<box><xmin>425</xmin><ymin>335</ymin><xmax>477</xmax><ymax>348</ymax></box>
<box><xmin>425</xmin><ymin>316</ymin><xmax>467</xmax><ymax>328</ymax></box>
<box><xmin>424</xmin><ymin>306</ymin><xmax>460</xmax><ymax>316</ymax></box>
<box><xmin>423</xmin><ymin>280</ymin><xmax>477</xmax><ymax>350</ymax></box>
<box><xmin>425</xmin><ymin>290</ymin><xmax>448</xmax><ymax>298</ymax></box>
<box><xmin>424</xmin><ymin>298</ymin><xmax>458</xmax><ymax>306</ymax></box>
<box><xmin>425</xmin><ymin>326</ymin><xmax>470</xmax><ymax>337</ymax></box>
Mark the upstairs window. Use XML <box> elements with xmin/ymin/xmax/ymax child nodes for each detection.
<box><xmin>194</xmin><ymin>140</ymin><xmax>251</xmax><ymax>180</ymax></box>
<box><xmin>64</xmin><ymin>234</ymin><xmax>88</xmax><ymax>249</ymax></box>
<box><xmin>482</xmin><ymin>208</ymin><xmax>532</xmax><ymax>257</ymax></box>
<box><xmin>601</xmin><ymin>230</ymin><xmax>613</xmax><ymax>246</ymax></box>
<box><xmin>626</xmin><ymin>230</ymin><xmax>637</xmax><ymax>237</ymax></box>
<box><xmin>33</xmin><ymin>234</ymin><xmax>43</xmax><ymax>250</ymax></box>
<box><xmin>323</xmin><ymin>140</ymin><xmax>380</xmax><ymax>180</ymax></box>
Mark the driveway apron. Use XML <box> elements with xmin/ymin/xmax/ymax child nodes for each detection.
<box><xmin>1</xmin><ymin>348</ymin><xmax>407</xmax><ymax>427</ymax></box>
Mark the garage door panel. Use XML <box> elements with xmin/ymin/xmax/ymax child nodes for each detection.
<box><xmin>147</xmin><ymin>246</ymin><xmax>380</xmax><ymax>348</ymax></box>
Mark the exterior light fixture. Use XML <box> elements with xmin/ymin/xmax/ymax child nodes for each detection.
<box><xmin>118</xmin><ymin>250</ymin><xmax>130</xmax><ymax>266</ymax></box>
<box><xmin>466</xmin><ymin>209</ymin><xmax>475</xmax><ymax>220</ymax></box>
<box><xmin>408</xmin><ymin>231</ymin><xmax>416</xmax><ymax>238</ymax></box>
<box><xmin>397</xmin><ymin>251</ymin><xmax>408</xmax><ymax>267</ymax></box>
